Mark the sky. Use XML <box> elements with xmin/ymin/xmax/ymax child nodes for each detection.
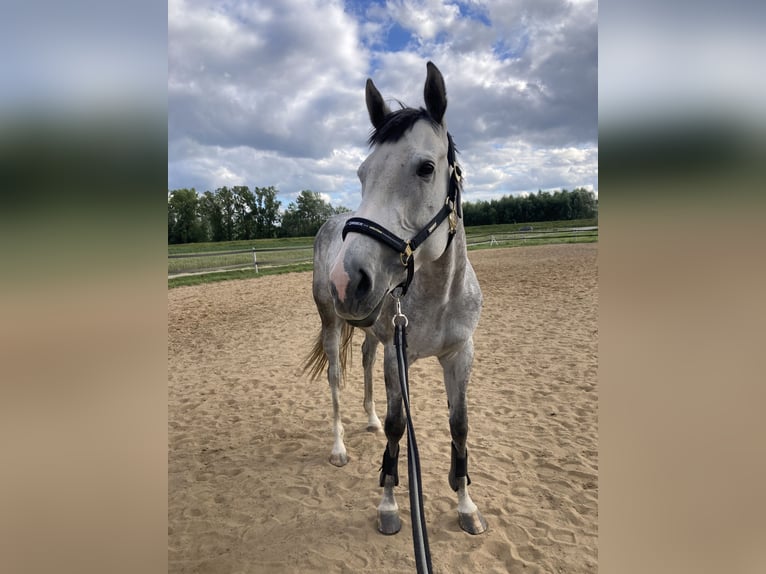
<box><xmin>168</xmin><ymin>0</ymin><xmax>598</xmax><ymax>210</ymax></box>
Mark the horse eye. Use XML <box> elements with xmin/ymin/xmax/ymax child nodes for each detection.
<box><xmin>417</xmin><ymin>161</ymin><xmax>435</xmax><ymax>177</ymax></box>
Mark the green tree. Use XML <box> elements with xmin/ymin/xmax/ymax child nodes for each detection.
<box><xmin>571</xmin><ymin>187</ymin><xmax>597</xmax><ymax>219</ymax></box>
<box><xmin>198</xmin><ymin>190</ymin><xmax>224</xmax><ymax>242</ymax></box>
<box><xmin>552</xmin><ymin>189</ymin><xmax>573</xmax><ymax>220</ymax></box>
<box><xmin>253</xmin><ymin>186</ymin><xmax>282</xmax><ymax>238</ymax></box>
<box><xmin>168</xmin><ymin>188</ymin><xmax>205</xmax><ymax>244</ymax></box>
<box><xmin>279</xmin><ymin>190</ymin><xmax>346</xmax><ymax>237</ymax></box>
<box><xmin>333</xmin><ymin>204</ymin><xmax>352</xmax><ymax>215</ymax></box>
<box><xmin>232</xmin><ymin>185</ymin><xmax>255</xmax><ymax>240</ymax></box>
<box><xmin>214</xmin><ymin>186</ymin><xmax>236</xmax><ymax>241</ymax></box>
<box><xmin>461</xmin><ymin>187</ymin><xmax>597</xmax><ymax>226</ymax></box>
<box><xmin>167</xmin><ymin>195</ymin><xmax>175</xmax><ymax>243</ymax></box>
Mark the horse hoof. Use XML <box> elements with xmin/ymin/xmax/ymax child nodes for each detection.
<box><xmin>366</xmin><ymin>424</ymin><xmax>383</xmax><ymax>433</ymax></box>
<box><xmin>458</xmin><ymin>510</ymin><xmax>488</xmax><ymax>535</ymax></box>
<box><xmin>377</xmin><ymin>510</ymin><xmax>401</xmax><ymax>535</ymax></box>
<box><xmin>329</xmin><ymin>452</ymin><xmax>349</xmax><ymax>467</ymax></box>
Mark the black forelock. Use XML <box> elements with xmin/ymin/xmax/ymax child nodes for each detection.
<box><xmin>367</xmin><ymin>107</ymin><xmax>440</xmax><ymax>147</ymax></box>
<box><xmin>366</xmin><ymin>106</ymin><xmax>460</xmax><ymax>172</ymax></box>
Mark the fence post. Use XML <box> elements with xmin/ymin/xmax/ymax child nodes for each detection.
<box><xmin>252</xmin><ymin>248</ymin><xmax>258</xmax><ymax>273</ymax></box>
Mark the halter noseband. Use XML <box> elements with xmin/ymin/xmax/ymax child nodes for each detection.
<box><xmin>341</xmin><ymin>142</ymin><xmax>463</xmax><ymax>297</ymax></box>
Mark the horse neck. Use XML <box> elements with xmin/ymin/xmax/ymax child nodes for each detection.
<box><xmin>417</xmin><ymin>223</ymin><xmax>469</xmax><ymax>297</ymax></box>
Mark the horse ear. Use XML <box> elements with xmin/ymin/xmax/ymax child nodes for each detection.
<box><xmin>366</xmin><ymin>78</ymin><xmax>390</xmax><ymax>129</ymax></box>
<box><xmin>424</xmin><ymin>61</ymin><xmax>447</xmax><ymax>124</ymax></box>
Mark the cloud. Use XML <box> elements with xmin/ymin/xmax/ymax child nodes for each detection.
<box><xmin>459</xmin><ymin>140</ymin><xmax>597</xmax><ymax>200</ymax></box>
<box><xmin>169</xmin><ymin>0</ymin><xmax>369</xmax><ymax>157</ymax></box>
<box><xmin>385</xmin><ymin>0</ymin><xmax>461</xmax><ymax>41</ymax></box>
<box><xmin>168</xmin><ymin>0</ymin><xmax>598</xmax><ymax>209</ymax></box>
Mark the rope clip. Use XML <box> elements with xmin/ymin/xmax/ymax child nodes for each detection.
<box><xmin>390</xmin><ymin>291</ymin><xmax>409</xmax><ymax>327</ymax></box>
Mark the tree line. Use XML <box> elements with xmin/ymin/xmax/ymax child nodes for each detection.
<box><xmin>168</xmin><ymin>186</ymin><xmax>597</xmax><ymax>245</ymax></box>
<box><xmin>462</xmin><ymin>188</ymin><xmax>597</xmax><ymax>227</ymax></box>
<box><xmin>167</xmin><ymin>186</ymin><xmax>350</xmax><ymax>244</ymax></box>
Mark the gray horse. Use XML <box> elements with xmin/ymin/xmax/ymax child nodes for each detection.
<box><xmin>305</xmin><ymin>62</ymin><xmax>487</xmax><ymax>535</ymax></box>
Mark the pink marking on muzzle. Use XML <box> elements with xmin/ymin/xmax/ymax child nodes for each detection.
<box><xmin>329</xmin><ymin>258</ymin><xmax>350</xmax><ymax>303</ymax></box>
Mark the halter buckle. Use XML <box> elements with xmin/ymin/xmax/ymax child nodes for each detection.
<box><xmin>400</xmin><ymin>242</ymin><xmax>413</xmax><ymax>266</ymax></box>
<box><xmin>448</xmin><ymin>209</ymin><xmax>458</xmax><ymax>234</ymax></box>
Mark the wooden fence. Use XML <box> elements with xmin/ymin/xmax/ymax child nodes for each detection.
<box><xmin>168</xmin><ymin>227</ymin><xmax>598</xmax><ymax>277</ymax></box>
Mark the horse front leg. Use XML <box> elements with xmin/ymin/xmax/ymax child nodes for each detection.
<box><xmin>441</xmin><ymin>339</ymin><xmax>488</xmax><ymax>534</ymax></box>
<box><xmin>362</xmin><ymin>332</ymin><xmax>383</xmax><ymax>432</ymax></box>
<box><xmin>377</xmin><ymin>347</ymin><xmax>405</xmax><ymax>534</ymax></box>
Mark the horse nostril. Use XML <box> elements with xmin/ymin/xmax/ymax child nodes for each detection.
<box><xmin>356</xmin><ymin>268</ymin><xmax>372</xmax><ymax>299</ymax></box>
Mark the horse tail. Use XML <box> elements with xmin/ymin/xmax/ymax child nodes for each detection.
<box><xmin>303</xmin><ymin>322</ymin><xmax>355</xmax><ymax>387</ymax></box>
<box><xmin>338</xmin><ymin>322</ymin><xmax>355</xmax><ymax>387</ymax></box>
<box><xmin>303</xmin><ymin>330</ymin><xmax>327</xmax><ymax>382</ymax></box>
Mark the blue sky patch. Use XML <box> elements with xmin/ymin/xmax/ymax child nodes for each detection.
<box><xmin>455</xmin><ymin>1</ymin><xmax>492</xmax><ymax>27</ymax></box>
<box><xmin>386</xmin><ymin>21</ymin><xmax>414</xmax><ymax>52</ymax></box>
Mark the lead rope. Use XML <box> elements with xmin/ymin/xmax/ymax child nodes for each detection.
<box><xmin>391</xmin><ymin>289</ymin><xmax>433</xmax><ymax>574</ymax></box>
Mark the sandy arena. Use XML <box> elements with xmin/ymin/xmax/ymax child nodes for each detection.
<box><xmin>168</xmin><ymin>243</ymin><xmax>598</xmax><ymax>573</ymax></box>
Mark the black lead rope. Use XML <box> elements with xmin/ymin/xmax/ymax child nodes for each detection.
<box><xmin>392</xmin><ymin>295</ymin><xmax>433</xmax><ymax>574</ymax></box>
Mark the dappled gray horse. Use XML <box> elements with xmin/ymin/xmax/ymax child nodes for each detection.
<box><xmin>305</xmin><ymin>62</ymin><xmax>486</xmax><ymax>535</ymax></box>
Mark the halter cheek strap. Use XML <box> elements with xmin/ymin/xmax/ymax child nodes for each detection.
<box><xmin>341</xmin><ymin>159</ymin><xmax>462</xmax><ymax>297</ymax></box>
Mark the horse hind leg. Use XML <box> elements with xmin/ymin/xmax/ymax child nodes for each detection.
<box><xmin>362</xmin><ymin>332</ymin><xmax>382</xmax><ymax>432</ymax></box>
<box><xmin>322</xmin><ymin>321</ymin><xmax>348</xmax><ymax>467</ymax></box>
<box><xmin>442</xmin><ymin>341</ymin><xmax>488</xmax><ymax>534</ymax></box>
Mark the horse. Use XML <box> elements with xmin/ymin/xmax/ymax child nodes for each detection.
<box><xmin>304</xmin><ymin>61</ymin><xmax>487</xmax><ymax>536</ymax></box>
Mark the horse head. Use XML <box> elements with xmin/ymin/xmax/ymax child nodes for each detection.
<box><xmin>329</xmin><ymin>62</ymin><xmax>460</xmax><ymax>327</ymax></box>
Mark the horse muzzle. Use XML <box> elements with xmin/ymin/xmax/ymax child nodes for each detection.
<box><xmin>329</xmin><ymin>271</ymin><xmax>387</xmax><ymax>327</ymax></box>
<box><xmin>342</xmin><ymin>293</ymin><xmax>387</xmax><ymax>328</ymax></box>
<box><xmin>328</xmin><ymin>243</ymin><xmax>394</xmax><ymax>326</ymax></box>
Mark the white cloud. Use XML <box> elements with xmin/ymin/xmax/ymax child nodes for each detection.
<box><xmin>169</xmin><ymin>0</ymin><xmax>370</xmax><ymax>157</ymax></box>
<box><xmin>458</xmin><ymin>140</ymin><xmax>597</xmax><ymax>202</ymax></box>
<box><xmin>168</xmin><ymin>0</ymin><xmax>598</xmax><ymax>209</ymax></box>
<box><xmin>385</xmin><ymin>0</ymin><xmax>461</xmax><ymax>41</ymax></box>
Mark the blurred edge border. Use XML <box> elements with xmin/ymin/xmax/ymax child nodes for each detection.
<box><xmin>0</xmin><ymin>2</ymin><xmax>169</xmax><ymax>574</ymax></box>
<box><xmin>1</xmin><ymin>1</ymin><xmax>765</xmax><ymax>573</ymax></box>
<box><xmin>599</xmin><ymin>2</ymin><xmax>766</xmax><ymax>571</ymax></box>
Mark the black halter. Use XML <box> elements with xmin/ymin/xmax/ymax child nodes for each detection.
<box><xmin>341</xmin><ymin>135</ymin><xmax>463</xmax><ymax>297</ymax></box>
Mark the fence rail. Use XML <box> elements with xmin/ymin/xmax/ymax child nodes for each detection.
<box><xmin>168</xmin><ymin>226</ymin><xmax>597</xmax><ymax>277</ymax></box>
<box><xmin>168</xmin><ymin>244</ymin><xmax>312</xmax><ymax>259</ymax></box>
<box><xmin>466</xmin><ymin>227</ymin><xmax>598</xmax><ymax>247</ymax></box>
<box><xmin>168</xmin><ymin>246</ymin><xmax>314</xmax><ymax>276</ymax></box>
